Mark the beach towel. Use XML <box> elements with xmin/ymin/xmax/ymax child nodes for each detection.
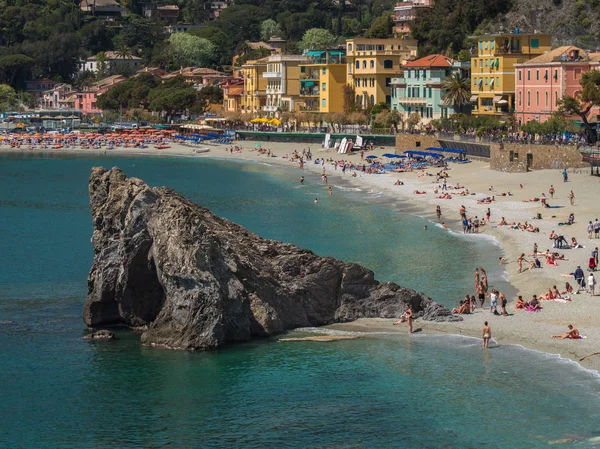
<box><xmin>547</xmin><ymin>205</ymin><xmax>564</xmax><ymax>209</ymax></box>
<box><xmin>526</xmin><ymin>306</ymin><xmax>542</xmax><ymax>311</ymax></box>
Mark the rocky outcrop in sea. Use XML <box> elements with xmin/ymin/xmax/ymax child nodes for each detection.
<box><xmin>84</xmin><ymin>167</ymin><xmax>460</xmax><ymax>350</ymax></box>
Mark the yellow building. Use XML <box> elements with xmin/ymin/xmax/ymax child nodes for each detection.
<box><xmin>262</xmin><ymin>54</ymin><xmax>309</xmax><ymax>115</ymax></box>
<box><xmin>241</xmin><ymin>57</ymin><xmax>268</xmax><ymax>115</ymax></box>
<box><xmin>346</xmin><ymin>37</ymin><xmax>418</xmax><ymax>109</ymax></box>
<box><xmin>470</xmin><ymin>32</ymin><xmax>552</xmax><ymax>116</ymax></box>
<box><xmin>298</xmin><ymin>50</ymin><xmax>347</xmax><ymax>113</ymax></box>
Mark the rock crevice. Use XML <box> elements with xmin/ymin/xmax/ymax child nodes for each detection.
<box><xmin>84</xmin><ymin>167</ymin><xmax>460</xmax><ymax>350</ymax></box>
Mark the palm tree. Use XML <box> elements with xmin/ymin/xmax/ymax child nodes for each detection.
<box><xmin>442</xmin><ymin>72</ymin><xmax>471</xmax><ymax>114</ymax></box>
<box><xmin>115</xmin><ymin>43</ymin><xmax>134</xmax><ymax>64</ymax></box>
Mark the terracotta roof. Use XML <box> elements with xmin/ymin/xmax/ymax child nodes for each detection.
<box><xmin>227</xmin><ymin>86</ymin><xmax>244</xmax><ymax>96</ymax></box>
<box><xmin>248</xmin><ymin>41</ymin><xmax>275</xmax><ymax>51</ymax></box>
<box><xmin>403</xmin><ymin>54</ymin><xmax>454</xmax><ymax>68</ymax></box>
<box><xmin>523</xmin><ymin>46</ymin><xmax>585</xmax><ymax>64</ymax></box>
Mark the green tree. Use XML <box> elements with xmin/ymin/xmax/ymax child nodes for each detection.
<box><xmin>148</xmin><ymin>76</ymin><xmax>199</xmax><ymax>122</ymax></box>
<box><xmin>198</xmin><ymin>85</ymin><xmax>223</xmax><ymax>104</ymax></box>
<box><xmin>96</xmin><ymin>52</ymin><xmax>109</xmax><ymax>79</ymax></box>
<box><xmin>0</xmin><ymin>83</ymin><xmax>17</xmax><ymax>110</ymax></box>
<box><xmin>260</xmin><ymin>19</ymin><xmax>283</xmax><ymax>41</ymax></box>
<box><xmin>406</xmin><ymin>112</ymin><xmax>421</xmax><ymax>130</ymax></box>
<box><xmin>558</xmin><ymin>70</ymin><xmax>600</xmax><ymax>142</ymax></box>
<box><xmin>168</xmin><ymin>33</ymin><xmax>216</xmax><ymax>68</ymax></box>
<box><xmin>441</xmin><ymin>72</ymin><xmax>471</xmax><ymax>113</ymax></box>
<box><xmin>297</xmin><ymin>28</ymin><xmax>336</xmax><ymax>51</ymax></box>
<box><xmin>365</xmin><ymin>14</ymin><xmax>393</xmax><ymax>38</ymax></box>
<box><xmin>182</xmin><ymin>0</ymin><xmax>212</xmax><ymax>23</ymax></box>
<box><xmin>0</xmin><ymin>54</ymin><xmax>34</xmax><ymax>85</ymax></box>
<box><xmin>370</xmin><ymin>101</ymin><xmax>389</xmax><ymax>115</ymax></box>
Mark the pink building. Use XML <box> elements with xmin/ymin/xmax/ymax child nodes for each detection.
<box><xmin>74</xmin><ymin>75</ymin><xmax>127</xmax><ymax>116</ymax></box>
<box><xmin>41</xmin><ymin>84</ymin><xmax>76</xmax><ymax>109</ymax></box>
<box><xmin>514</xmin><ymin>46</ymin><xmax>600</xmax><ymax>124</ymax></box>
<box><xmin>393</xmin><ymin>0</ymin><xmax>434</xmax><ymax>36</ymax></box>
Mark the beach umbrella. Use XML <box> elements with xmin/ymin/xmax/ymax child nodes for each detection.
<box><xmin>269</xmin><ymin>118</ymin><xmax>281</xmax><ymax>125</ymax></box>
<box><xmin>365</xmin><ymin>155</ymin><xmax>378</xmax><ymax>159</ymax></box>
<box><xmin>250</xmin><ymin>118</ymin><xmax>262</xmax><ymax>123</ymax></box>
<box><xmin>255</xmin><ymin>143</ymin><xmax>262</xmax><ymax>147</ymax></box>
<box><xmin>55</xmin><ymin>115</ymin><xmax>66</xmax><ymax>119</ymax></box>
<box><xmin>382</xmin><ymin>153</ymin><xmax>397</xmax><ymax>157</ymax></box>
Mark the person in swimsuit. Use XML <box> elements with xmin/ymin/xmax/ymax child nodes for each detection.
<box><xmin>393</xmin><ymin>305</ymin><xmax>413</xmax><ymax>334</ymax></box>
<box><xmin>517</xmin><ymin>253</ymin><xmax>528</xmax><ymax>273</ymax></box>
<box><xmin>482</xmin><ymin>321</ymin><xmax>491</xmax><ymax>349</ymax></box>
<box><xmin>477</xmin><ymin>282</ymin><xmax>486</xmax><ymax>309</ymax></box>
<box><xmin>552</xmin><ymin>325</ymin><xmax>580</xmax><ymax>339</ymax></box>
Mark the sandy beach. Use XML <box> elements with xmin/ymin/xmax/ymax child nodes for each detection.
<box><xmin>3</xmin><ymin>138</ymin><xmax>600</xmax><ymax>372</ymax></box>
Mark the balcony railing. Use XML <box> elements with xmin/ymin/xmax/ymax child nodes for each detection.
<box><xmin>263</xmin><ymin>105</ymin><xmax>278</xmax><ymax>112</ymax></box>
<box><xmin>300</xmin><ymin>72</ymin><xmax>319</xmax><ymax>80</ymax></box>
<box><xmin>266</xmin><ymin>88</ymin><xmax>281</xmax><ymax>94</ymax></box>
<box><xmin>299</xmin><ymin>88</ymin><xmax>320</xmax><ymax>97</ymax></box>
<box><xmin>263</xmin><ymin>71</ymin><xmax>282</xmax><ymax>78</ymax></box>
<box><xmin>397</xmin><ymin>97</ymin><xmax>427</xmax><ymax>104</ymax></box>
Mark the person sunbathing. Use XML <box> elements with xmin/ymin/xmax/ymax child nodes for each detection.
<box><xmin>515</xmin><ymin>296</ymin><xmax>529</xmax><ymax>310</ymax></box>
<box><xmin>545</xmin><ymin>254</ymin><xmax>559</xmax><ymax>266</ymax></box>
<box><xmin>499</xmin><ymin>192</ymin><xmax>513</xmax><ymax>196</ymax></box>
<box><xmin>477</xmin><ymin>196</ymin><xmax>494</xmax><ymax>204</ymax></box>
<box><xmin>570</xmin><ymin>237</ymin><xmax>583</xmax><ymax>249</ymax></box>
<box><xmin>436</xmin><ymin>193</ymin><xmax>452</xmax><ymax>199</ymax></box>
<box><xmin>561</xmin><ymin>282</ymin><xmax>574</xmax><ymax>295</ymax></box>
<box><xmin>539</xmin><ymin>288</ymin><xmax>556</xmax><ymax>300</ymax></box>
<box><xmin>498</xmin><ymin>217</ymin><xmax>508</xmax><ymax>226</ymax></box>
<box><xmin>526</xmin><ymin>224</ymin><xmax>540</xmax><ymax>232</ymax></box>
<box><xmin>451</xmin><ymin>300</ymin><xmax>470</xmax><ymax>315</ymax></box>
<box><xmin>528</xmin><ymin>296</ymin><xmax>542</xmax><ymax>311</ymax></box>
<box><xmin>552</xmin><ymin>325</ymin><xmax>580</xmax><ymax>339</ymax></box>
<box><xmin>522</xmin><ymin>197</ymin><xmax>540</xmax><ymax>202</ymax></box>
<box><xmin>394</xmin><ymin>180</ymin><xmax>403</xmax><ymax>186</ymax></box>
<box><xmin>414</xmin><ymin>190</ymin><xmax>427</xmax><ymax>194</ymax></box>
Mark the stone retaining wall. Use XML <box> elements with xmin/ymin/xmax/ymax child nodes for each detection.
<box><xmin>490</xmin><ymin>143</ymin><xmax>587</xmax><ymax>172</ymax></box>
<box><xmin>395</xmin><ymin>134</ymin><xmax>439</xmax><ymax>151</ymax></box>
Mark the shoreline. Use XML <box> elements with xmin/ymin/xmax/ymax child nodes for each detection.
<box><xmin>3</xmin><ymin>142</ymin><xmax>600</xmax><ymax>372</ymax></box>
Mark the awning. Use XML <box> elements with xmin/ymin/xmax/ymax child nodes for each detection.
<box><xmin>493</xmin><ymin>96</ymin><xmax>503</xmax><ymax>103</ymax></box>
<box><xmin>469</xmin><ymin>95</ymin><xmax>478</xmax><ymax>102</ymax></box>
<box><xmin>306</xmin><ymin>50</ymin><xmax>325</xmax><ymax>57</ymax></box>
<box><xmin>301</xmin><ymin>80</ymin><xmax>315</xmax><ymax>87</ymax></box>
<box><xmin>329</xmin><ymin>50</ymin><xmax>344</xmax><ymax>56</ymax></box>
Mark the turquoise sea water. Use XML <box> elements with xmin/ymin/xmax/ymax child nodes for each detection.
<box><xmin>1</xmin><ymin>152</ymin><xmax>600</xmax><ymax>448</ymax></box>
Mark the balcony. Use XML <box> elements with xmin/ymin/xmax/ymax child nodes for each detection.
<box><xmin>263</xmin><ymin>105</ymin><xmax>278</xmax><ymax>112</ymax></box>
<box><xmin>299</xmin><ymin>88</ymin><xmax>320</xmax><ymax>97</ymax></box>
<box><xmin>266</xmin><ymin>88</ymin><xmax>281</xmax><ymax>94</ymax></box>
<box><xmin>397</xmin><ymin>97</ymin><xmax>427</xmax><ymax>104</ymax></box>
<box><xmin>300</xmin><ymin>71</ymin><xmax>319</xmax><ymax>80</ymax></box>
<box><xmin>263</xmin><ymin>71</ymin><xmax>282</xmax><ymax>78</ymax></box>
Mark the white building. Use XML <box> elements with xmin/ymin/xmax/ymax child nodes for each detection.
<box><xmin>79</xmin><ymin>51</ymin><xmax>142</xmax><ymax>75</ymax></box>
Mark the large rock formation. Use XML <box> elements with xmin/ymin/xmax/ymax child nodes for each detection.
<box><xmin>84</xmin><ymin>167</ymin><xmax>460</xmax><ymax>350</ymax></box>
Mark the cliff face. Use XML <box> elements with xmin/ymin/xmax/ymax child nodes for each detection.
<box><xmin>84</xmin><ymin>167</ymin><xmax>459</xmax><ymax>350</ymax></box>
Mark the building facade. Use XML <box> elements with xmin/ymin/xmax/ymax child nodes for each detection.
<box><xmin>79</xmin><ymin>51</ymin><xmax>142</xmax><ymax>76</ymax></box>
<box><xmin>393</xmin><ymin>0</ymin><xmax>434</xmax><ymax>36</ymax></box>
<box><xmin>262</xmin><ymin>54</ymin><xmax>309</xmax><ymax>115</ymax></box>
<box><xmin>241</xmin><ymin>58</ymin><xmax>268</xmax><ymax>114</ymax></box>
<box><xmin>222</xmin><ymin>79</ymin><xmax>244</xmax><ymax>112</ymax></box>
<box><xmin>514</xmin><ymin>46</ymin><xmax>600</xmax><ymax>124</ymax></box>
<box><xmin>346</xmin><ymin>37</ymin><xmax>418</xmax><ymax>109</ymax></box>
<box><xmin>298</xmin><ymin>50</ymin><xmax>347</xmax><ymax>113</ymax></box>
<box><xmin>390</xmin><ymin>54</ymin><xmax>471</xmax><ymax>122</ymax></box>
<box><xmin>25</xmin><ymin>79</ymin><xmax>58</xmax><ymax>106</ymax></box>
<box><xmin>470</xmin><ymin>31</ymin><xmax>552</xmax><ymax>117</ymax></box>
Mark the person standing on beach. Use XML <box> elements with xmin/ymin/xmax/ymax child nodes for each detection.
<box><xmin>563</xmin><ymin>169</ymin><xmax>568</xmax><ymax>182</ymax></box>
<box><xmin>478</xmin><ymin>282</ymin><xmax>486</xmax><ymax>309</ymax></box>
<box><xmin>568</xmin><ymin>190</ymin><xmax>575</xmax><ymax>206</ymax></box>
<box><xmin>594</xmin><ymin>219</ymin><xmax>600</xmax><ymax>239</ymax></box>
<box><xmin>481</xmin><ymin>268</ymin><xmax>488</xmax><ymax>293</ymax></box>
<box><xmin>482</xmin><ymin>322</ymin><xmax>491</xmax><ymax>349</ymax></box>
<box><xmin>574</xmin><ymin>265</ymin><xmax>585</xmax><ymax>293</ymax></box>
<box><xmin>593</xmin><ymin>247</ymin><xmax>599</xmax><ymax>266</ymax></box>
<box><xmin>549</xmin><ymin>185</ymin><xmax>555</xmax><ymax>198</ymax></box>
<box><xmin>589</xmin><ymin>221</ymin><xmax>594</xmax><ymax>239</ymax></box>
<box><xmin>517</xmin><ymin>253</ymin><xmax>528</xmax><ymax>273</ymax></box>
<box><xmin>442</xmin><ymin>178</ymin><xmax>447</xmax><ymax>191</ymax></box>
<box><xmin>588</xmin><ymin>273</ymin><xmax>596</xmax><ymax>295</ymax></box>
<box><xmin>436</xmin><ymin>205</ymin><xmax>441</xmax><ymax>221</ymax></box>
<box><xmin>459</xmin><ymin>205</ymin><xmax>466</xmax><ymax>220</ymax></box>
<box><xmin>500</xmin><ymin>292</ymin><xmax>508</xmax><ymax>316</ymax></box>
<box><xmin>475</xmin><ymin>268</ymin><xmax>480</xmax><ymax>291</ymax></box>
<box><xmin>486</xmin><ymin>208</ymin><xmax>491</xmax><ymax>223</ymax></box>
<box><xmin>393</xmin><ymin>305</ymin><xmax>413</xmax><ymax>334</ymax></box>
<box><xmin>489</xmin><ymin>289</ymin><xmax>498</xmax><ymax>314</ymax></box>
